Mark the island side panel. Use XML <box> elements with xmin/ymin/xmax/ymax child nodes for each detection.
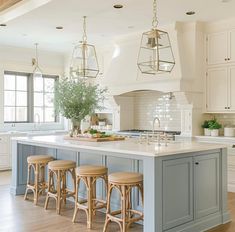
<box><xmin>221</xmin><ymin>147</ymin><xmax>231</xmax><ymax>223</ymax></box>
<box><xmin>143</xmin><ymin>156</ymin><xmax>162</xmax><ymax>232</ymax></box>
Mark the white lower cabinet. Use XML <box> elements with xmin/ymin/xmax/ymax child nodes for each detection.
<box><xmin>194</xmin><ymin>153</ymin><xmax>220</xmax><ymax>219</ymax></box>
<box><xmin>162</xmin><ymin>152</ymin><xmax>220</xmax><ymax>231</ymax></box>
<box><xmin>163</xmin><ymin>157</ymin><xmax>193</xmax><ymax>230</ymax></box>
<box><xmin>0</xmin><ymin>135</ymin><xmax>11</xmax><ymax>170</ymax></box>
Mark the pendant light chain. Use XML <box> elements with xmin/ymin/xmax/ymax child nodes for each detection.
<box><xmin>82</xmin><ymin>16</ymin><xmax>87</xmax><ymax>43</ymax></box>
<box><xmin>35</xmin><ymin>43</ymin><xmax>39</xmax><ymax>65</ymax></box>
<box><xmin>152</xmin><ymin>0</ymin><xmax>158</xmax><ymax>29</ymax></box>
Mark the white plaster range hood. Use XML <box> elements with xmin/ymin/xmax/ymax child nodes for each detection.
<box><xmin>98</xmin><ymin>22</ymin><xmax>204</xmax><ymax>96</ymax></box>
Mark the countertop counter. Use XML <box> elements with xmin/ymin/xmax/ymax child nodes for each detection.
<box><xmin>12</xmin><ymin>135</ymin><xmax>227</xmax><ymax>158</ymax></box>
<box><xmin>195</xmin><ymin>135</ymin><xmax>235</xmax><ymax>144</ymax></box>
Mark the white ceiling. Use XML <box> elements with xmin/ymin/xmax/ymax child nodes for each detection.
<box><xmin>0</xmin><ymin>0</ymin><xmax>235</xmax><ymax>53</ymax></box>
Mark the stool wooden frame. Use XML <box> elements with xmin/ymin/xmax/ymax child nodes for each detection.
<box><xmin>72</xmin><ymin>167</ymin><xmax>108</xmax><ymax>229</ymax></box>
<box><xmin>44</xmin><ymin>161</ymin><xmax>76</xmax><ymax>215</ymax></box>
<box><xmin>103</xmin><ymin>175</ymin><xmax>144</xmax><ymax>232</ymax></box>
<box><xmin>24</xmin><ymin>155</ymin><xmax>53</xmax><ymax>205</ymax></box>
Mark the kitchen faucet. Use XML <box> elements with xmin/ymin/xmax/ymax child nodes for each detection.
<box><xmin>152</xmin><ymin>116</ymin><xmax>161</xmax><ymax>146</ymax></box>
<box><xmin>34</xmin><ymin>113</ymin><xmax>41</xmax><ymax>130</ymax></box>
<box><xmin>152</xmin><ymin>116</ymin><xmax>161</xmax><ymax>133</ymax></box>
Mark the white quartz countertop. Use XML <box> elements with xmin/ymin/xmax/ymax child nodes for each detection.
<box><xmin>195</xmin><ymin>135</ymin><xmax>235</xmax><ymax>144</ymax></box>
<box><xmin>12</xmin><ymin>135</ymin><xmax>227</xmax><ymax>158</ymax></box>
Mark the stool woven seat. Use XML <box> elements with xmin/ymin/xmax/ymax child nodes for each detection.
<box><xmin>27</xmin><ymin>155</ymin><xmax>53</xmax><ymax>164</ymax></box>
<box><xmin>48</xmin><ymin>160</ymin><xmax>76</xmax><ymax>170</ymax></box>
<box><xmin>76</xmin><ymin>165</ymin><xmax>108</xmax><ymax>176</ymax></box>
<box><xmin>109</xmin><ymin>172</ymin><xmax>143</xmax><ymax>185</ymax></box>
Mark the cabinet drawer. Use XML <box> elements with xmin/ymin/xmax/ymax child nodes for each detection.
<box><xmin>0</xmin><ymin>155</ymin><xmax>10</xmax><ymax>168</ymax></box>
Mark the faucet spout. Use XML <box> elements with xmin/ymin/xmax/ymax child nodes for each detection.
<box><xmin>152</xmin><ymin>116</ymin><xmax>161</xmax><ymax>133</ymax></box>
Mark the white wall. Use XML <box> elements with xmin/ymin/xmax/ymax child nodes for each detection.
<box><xmin>0</xmin><ymin>44</ymin><xmax>65</xmax><ymax>131</ymax></box>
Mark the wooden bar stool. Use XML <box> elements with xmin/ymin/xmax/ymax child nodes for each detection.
<box><xmin>103</xmin><ymin>172</ymin><xmax>144</xmax><ymax>232</ymax></box>
<box><xmin>24</xmin><ymin>155</ymin><xmax>54</xmax><ymax>205</ymax></box>
<box><xmin>72</xmin><ymin>165</ymin><xmax>108</xmax><ymax>229</ymax></box>
<box><xmin>44</xmin><ymin>160</ymin><xmax>76</xmax><ymax>215</ymax></box>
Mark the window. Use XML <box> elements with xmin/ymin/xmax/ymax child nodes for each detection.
<box><xmin>4</xmin><ymin>71</ymin><xmax>58</xmax><ymax>123</ymax></box>
<box><xmin>4</xmin><ymin>72</ymin><xmax>28</xmax><ymax>122</ymax></box>
<box><xmin>34</xmin><ymin>76</ymin><xmax>56</xmax><ymax>123</ymax></box>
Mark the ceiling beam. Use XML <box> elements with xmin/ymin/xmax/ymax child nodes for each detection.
<box><xmin>0</xmin><ymin>0</ymin><xmax>52</xmax><ymax>23</ymax></box>
<box><xmin>0</xmin><ymin>0</ymin><xmax>23</xmax><ymax>12</ymax></box>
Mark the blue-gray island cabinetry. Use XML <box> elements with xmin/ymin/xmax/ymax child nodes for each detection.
<box><xmin>11</xmin><ymin>135</ymin><xmax>230</xmax><ymax>232</ymax></box>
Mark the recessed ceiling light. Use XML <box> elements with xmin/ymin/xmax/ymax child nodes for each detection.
<box><xmin>186</xmin><ymin>11</ymin><xmax>195</xmax><ymax>16</ymax></box>
<box><xmin>56</xmin><ymin>26</ymin><xmax>63</xmax><ymax>30</ymax></box>
<box><xmin>0</xmin><ymin>23</ymin><xmax>7</xmax><ymax>27</ymax></box>
<box><xmin>113</xmin><ymin>4</ymin><xmax>123</xmax><ymax>9</ymax></box>
<box><xmin>128</xmin><ymin>26</ymin><xmax>134</xmax><ymax>29</ymax></box>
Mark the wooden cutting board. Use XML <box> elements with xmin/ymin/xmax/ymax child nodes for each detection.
<box><xmin>64</xmin><ymin>136</ymin><xmax>125</xmax><ymax>142</ymax></box>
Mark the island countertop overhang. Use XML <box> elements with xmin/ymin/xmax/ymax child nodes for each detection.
<box><xmin>11</xmin><ymin>135</ymin><xmax>227</xmax><ymax>158</ymax></box>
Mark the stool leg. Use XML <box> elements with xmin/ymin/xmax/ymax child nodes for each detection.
<box><xmin>72</xmin><ymin>176</ymin><xmax>80</xmax><ymax>223</ymax></box>
<box><xmin>34</xmin><ymin>164</ymin><xmax>39</xmax><ymax>205</ymax></box>
<box><xmin>72</xmin><ymin>168</ymin><xmax>76</xmax><ymax>197</ymax></box>
<box><xmin>24</xmin><ymin>163</ymin><xmax>31</xmax><ymax>200</ymax></box>
<box><xmin>40</xmin><ymin>164</ymin><xmax>46</xmax><ymax>195</ymax></box>
<box><xmin>62</xmin><ymin>170</ymin><xmax>67</xmax><ymax>205</ymax></box>
<box><xmin>56</xmin><ymin>170</ymin><xmax>62</xmax><ymax>215</ymax></box>
<box><xmin>44</xmin><ymin>169</ymin><xmax>52</xmax><ymax>210</ymax></box>
<box><xmin>87</xmin><ymin>176</ymin><xmax>93</xmax><ymax>229</ymax></box>
<box><xmin>103</xmin><ymin>183</ymin><xmax>112</xmax><ymax>232</ymax></box>
<box><xmin>93</xmin><ymin>178</ymin><xmax>97</xmax><ymax>216</ymax></box>
<box><xmin>121</xmin><ymin>185</ymin><xmax>127</xmax><ymax>232</ymax></box>
<box><xmin>127</xmin><ymin>186</ymin><xmax>132</xmax><ymax>219</ymax></box>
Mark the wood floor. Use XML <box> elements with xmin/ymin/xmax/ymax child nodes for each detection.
<box><xmin>0</xmin><ymin>171</ymin><xmax>235</xmax><ymax>232</ymax></box>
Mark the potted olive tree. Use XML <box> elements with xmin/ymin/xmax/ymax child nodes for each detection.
<box><xmin>208</xmin><ymin>118</ymin><xmax>222</xmax><ymax>137</ymax></box>
<box><xmin>201</xmin><ymin>120</ymin><xmax>210</xmax><ymax>136</ymax></box>
<box><xmin>55</xmin><ymin>78</ymin><xmax>106</xmax><ymax>136</ymax></box>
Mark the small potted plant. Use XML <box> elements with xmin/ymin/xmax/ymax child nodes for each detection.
<box><xmin>208</xmin><ymin>118</ymin><xmax>222</xmax><ymax>137</ymax></box>
<box><xmin>201</xmin><ymin>120</ymin><xmax>210</xmax><ymax>136</ymax></box>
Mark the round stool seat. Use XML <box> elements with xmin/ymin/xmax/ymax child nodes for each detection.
<box><xmin>109</xmin><ymin>172</ymin><xmax>143</xmax><ymax>185</ymax></box>
<box><xmin>48</xmin><ymin>160</ymin><xmax>76</xmax><ymax>170</ymax></box>
<box><xmin>27</xmin><ymin>155</ymin><xmax>54</xmax><ymax>164</ymax></box>
<box><xmin>76</xmin><ymin>165</ymin><xmax>108</xmax><ymax>176</ymax></box>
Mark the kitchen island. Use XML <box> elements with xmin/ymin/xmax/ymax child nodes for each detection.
<box><xmin>11</xmin><ymin>135</ymin><xmax>230</xmax><ymax>232</ymax></box>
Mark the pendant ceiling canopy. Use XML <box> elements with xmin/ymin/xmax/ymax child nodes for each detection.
<box><xmin>70</xmin><ymin>16</ymin><xmax>99</xmax><ymax>79</ymax></box>
<box><xmin>32</xmin><ymin>43</ymin><xmax>43</xmax><ymax>79</ymax></box>
<box><xmin>137</xmin><ymin>0</ymin><xmax>175</xmax><ymax>75</ymax></box>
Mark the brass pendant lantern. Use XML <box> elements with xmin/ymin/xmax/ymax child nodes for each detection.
<box><xmin>137</xmin><ymin>0</ymin><xmax>175</xmax><ymax>74</ymax></box>
<box><xmin>70</xmin><ymin>16</ymin><xmax>99</xmax><ymax>79</ymax></box>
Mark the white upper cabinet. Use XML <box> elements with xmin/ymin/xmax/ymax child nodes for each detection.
<box><xmin>206</xmin><ymin>66</ymin><xmax>235</xmax><ymax>112</ymax></box>
<box><xmin>207</xmin><ymin>30</ymin><xmax>235</xmax><ymax>65</ymax></box>
<box><xmin>228</xmin><ymin>30</ymin><xmax>235</xmax><ymax>63</ymax></box>
<box><xmin>228</xmin><ymin>66</ymin><xmax>235</xmax><ymax>110</ymax></box>
<box><xmin>207</xmin><ymin>32</ymin><xmax>228</xmax><ymax>65</ymax></box>
<box><xmin>206</xmin><ymin>67</ymin><xmax>228</xmax><ymax>112</ymax></box>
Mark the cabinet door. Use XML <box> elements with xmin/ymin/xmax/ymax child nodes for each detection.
<box><xmin>206</xmin><ymin>67</ymin><xmax>228</xmax><ymax>112</ymax></box>
<box><xmin>228</xmin><ymin>66</ymin><xmax>235</xmax><ymax>111</ymax></box>
<box><xmin>162</xmin><ymin>157</ymin><xmax>193</xmax><ymax>230</ymax></box>
<box><xmin>194</xmin><ymin>153</ymin><xmax>220</xmax><ymax>219</ymax></box>
<box><xmin>207</xmin><ymin>32</ymin><xmax>228</xmax><ymax>65</ymax></box>
<box><xmin>228</xmin><ymin>30</ymin><xmax>235</xmax><ymax>63</ymax></box>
